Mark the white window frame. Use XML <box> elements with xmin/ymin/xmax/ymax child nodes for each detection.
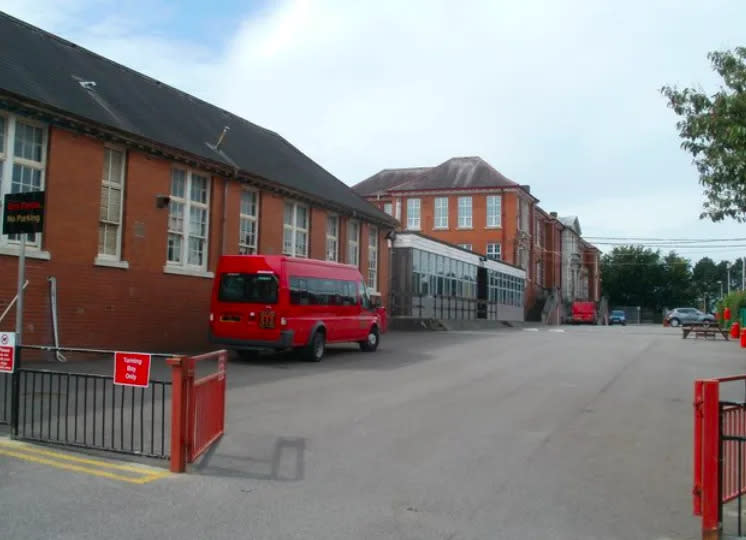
<box><xmin>383</xmin><ymin>202</ymin><xmax>393</xmax><ymax>216</ymax></box>
<box><xmin>347</xmin><ymin>219</ymin><xmax>360</xmax><ymax>267</ymax></box>
<box><xmin>434</xmin><ymin>197</ymin><xmax>448</xmax><ymax>229</ymax></box>
<box><xmin>165</xmin><ymin>166</ymin><xmax>212</xmax><ymax>277</ymax></box>
<box><xmin>458</xmin><ymin>196</ymin><xmax>472</xmax><ymax>228</ymax></box>
<box><xmin>367</xmin><ymin>225</ymin><xmax>378</xmax><ymax>291</ymax></box>
<box><xmin>95</xmin><ymin>145</ymin><xmax>128</xmax><ymax>268</ymax></box>
<box><xmin>239</xmin><ymin>188</ymin><xmax>259</xmax><ymax>255</ymax></box>
<box><xmin>486</xmin><ymin>195</ymin><xmax>502</xmax><ymax>228</ymax></box>
<box><xmin>487</xmin><ymin>242</ymin><xmax>501</xmax><ymax>261</ymax></box>
<box><xmin>282</xmin><ymin>201</ymin><xmax>309</xmax><ymax>258</ymax></box>
<box><xmin>326</xmin><ymin>213</ymin><xmax>339</xmax><ymax>261</ymax></box>
<box><xmin>0</xmin><ymin>113</ymin><xmax>50</xmax><ymax>258</ymax></box>
<box><xmin>406</xmin><ymin>198</ymin><xmax>421</xmax><ymax>230</ymax></box>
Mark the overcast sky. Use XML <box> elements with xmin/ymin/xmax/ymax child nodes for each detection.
<box><xmin>4</xmin><ymin>0</ymin><xmax>745</xmax><ymax>261</ymax></box>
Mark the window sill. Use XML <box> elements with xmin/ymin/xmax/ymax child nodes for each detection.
<box><xmin>485</xmin><ymin>225</ymin><xmax>502</xmax><ymax>229</ymax></box>
<box><xmin>406</xmin><ymin>228</ymin><xmax>421</xmax><ymax>232</ymax></box>
<box><xmin>0</xmin><ymin>245</ymin><xmax>51</xmax><ymax>260</ymax></box>
<box><xmin>457</xmin><ymin>227</ymin><xmax>474</xmax><ymax>230</ymax></box>
<box><xmin>432</xmin><ymin>226</ymin><xmax>449</xmax><ymax>231</ymax></box>
<box><xmin>163</xmin><ymin>265</ymin><xmax>214</xmax><ymax>279</ymax></box>
<box><xmin>94</xmin><ymin>257</ymin><xmax>129</xmax><ymax>269</ymax></box>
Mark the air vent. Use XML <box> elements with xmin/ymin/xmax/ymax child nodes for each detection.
<box><xmin>79</xmin><ymin>81</ymin><xmax>96</xmax><ymax>90</ymax></box>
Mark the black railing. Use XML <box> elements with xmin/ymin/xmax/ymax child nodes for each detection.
<box><xmin>389</xmin><ymin>293</ymin><xmax>503</xmax><ymax>320</ymax></box>
<box><xmin>719</xmin><ymin>400</ymin><xmax>746</xmax><ymax>537</ymax></box>
<box><xmin>16</xmin><ymin>369</ymin><xmax>172</xmax><ymax>459</ymax></box>
<box><xmin>0</xmin><ymin>372</ymin><xmax>9</xmax><ymax>425</ymax></box>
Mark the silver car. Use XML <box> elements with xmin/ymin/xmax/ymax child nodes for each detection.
<box><xmin>666</xmin><ymin>307</ymin><xmax>716</xmax><ymax>327</ymax></box>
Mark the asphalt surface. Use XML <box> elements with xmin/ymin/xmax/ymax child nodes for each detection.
<box><xmin>1</xmin><ymin>325</ymin><xmax>744</xmax><ymax>540</ymax></box>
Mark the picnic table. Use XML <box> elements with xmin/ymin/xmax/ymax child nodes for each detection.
<box><xmin>682</xmin><ymin>324</ymin><xmax>729</xmax><ymax>340</ymax></box>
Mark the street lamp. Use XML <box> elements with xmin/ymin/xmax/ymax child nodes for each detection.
<box><xmin>718</xmin><ymin>280</ymin><xmax>724</xmax><ymax>300</ymax></box>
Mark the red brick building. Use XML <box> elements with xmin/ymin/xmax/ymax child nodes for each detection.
<box><xmin>354</xmin><ymin>157</ymin><xmax>556</xmax><ymax>317</ymax></box>
<box><xmin>0</xmin><ymin>14</ymin><xmax>395</xmax><ymax>352</ymax></box>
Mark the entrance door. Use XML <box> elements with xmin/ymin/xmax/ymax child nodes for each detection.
<box><xmin>477</xmin><ymin>267</ymin><xmax>488</xmax><ymax>319</ymax></box>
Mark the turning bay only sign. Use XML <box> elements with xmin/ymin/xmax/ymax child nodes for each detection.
<box><xmin>3</xmin><ymin>191</ymin><xmax>45</xmax><ymax>235</ymax></box>
<box><xmin>114</xmin><ymin>352</ymin><xmax>152</xmax><ymax>388</ymax></box>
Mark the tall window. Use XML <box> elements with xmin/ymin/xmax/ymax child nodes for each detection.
<box><xmin>347</xmin><ymin>220</ymin><xmax>360</xmax><ymax>266</ymax></box>
<box><xmin>98</xmin><ymin>147</ymin><xmax>126</xmax><ymax>259</ymax></box>
<box><xmin>283</xmin><ymin>201</ymin><xmax>308</xmax><ymax>257</ymax></box>
<box><xmin>383</xmin><ymin>202</ymin><xmax>393</xmax><ymax>216</ymax></box>
<box><xmin>487</xmin><ymin>243</ymin><xmax>501</xmax><ymax>261</ymax></box>
<box><xmin>0</xmin><ymin>115</ymin><xmax>47</xmax><ymax>247</ymax></box>
<box><xmin>406</xmin><ymin>198</ymin><xmax>421</xmax><ymax>230</ymax></box>
<box><xmin>486</xmin><ymin>195</ymin><xmax>501</xmax><ymax>227</ymax></box>
<box><xmin>367</xmin><ymin>225</ymin><xmax>378</xmax><ymax>290</ymax></box>
<box><xmin>167</xmin><ymin>168</ymin><xmax>210</xmax><ymax>268</ymax></box>
<box><xmin>520</xmin><ymin>200</ymin><xmax>530</xmax><ymax>231</ymax></box>
<box><xmin>239</xmin><ymin>189</ymin><xmax>258</xmax><ymax>254</ymax></box>
<box><xmin>458</xmin><ymin>196</ymin><xmax>472</xmax><ymax>228</ymax></box>
<box><xmin>326</xmin><ymin>214</ymin><xmax>339</xmax><ymax>261</ymax></box>
<box><xmin>434</xmin><ymin>197</ymin><xmax>448</xmax><ymax>229</ymax></box>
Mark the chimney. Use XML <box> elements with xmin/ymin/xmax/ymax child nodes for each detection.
<box><xmin>550</xmin><ymin>211</ymin><xmax>558</xmax><ymax>218</ymax></box>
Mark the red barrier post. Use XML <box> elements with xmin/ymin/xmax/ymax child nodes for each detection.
<box><xmin>167</xmin><ymin>356</ymin><xmax>192</xmax><ymax>473</ymax></box>
<box><xmin>741</xmin><ymin>328</ymin><xmax>746</xmax><ymax>348</ymax></box>
<box><xmin>701</xmin><ymin>380</ymin><xmax>720</xmax><ymax>540</ymax></box>
<box><xmin>694</xmin><ymin>380</ymin><xmax>704</xmax><ymax>516</ymax></box>
<box><xmin>732</xmin><ymin>321</ymin><xmax>740</xmax><ymax>339</ymax></box>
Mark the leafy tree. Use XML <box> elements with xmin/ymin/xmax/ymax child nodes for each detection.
<box><xmin>660</xmin><ymin>252</ymin><xmax>696</xmax><ymax>308</ymax></box>
<box><xmin>692</xmin><ymin>256</ymin><xmax>720</xmax><ymax>304</ymax></box>
<box><xmin>601</xmin><ymin>246</ymin><xmax>665</xmax><ymax>309</ymax></box>
<box><xmin>661</xmin><ymin>48</ymin><xmax>746</xmax><ymax>221</ymax></box>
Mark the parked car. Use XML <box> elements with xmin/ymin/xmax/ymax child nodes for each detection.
<box><xmin>570</xmin><ymin>301</ymin><xmax>597</xmax><ymax>324</ymax></box>
<box><xmin>665</xmin><ymin>307</ymin><xmax>716</xmax><ymax>327</ymax></box>
<box><xmin>609</xmin><ymin>310</ymin><xmax>626</xmax><ymax>325</ymax></box>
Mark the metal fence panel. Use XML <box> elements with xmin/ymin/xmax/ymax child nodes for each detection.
<box><xmin>16</xmin><ymin>369</ymin><xmax>171</xmax><ymax>459</ymax></box>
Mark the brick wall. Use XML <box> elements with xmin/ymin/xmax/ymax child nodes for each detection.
<box><xmin>0</xmin><ymin>125</ymin><xmax>391</xmax><ymax>353</ymax></box>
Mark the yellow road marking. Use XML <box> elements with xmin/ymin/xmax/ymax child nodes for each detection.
<box><xmin>0</xmin><ymin>441</ymin><xmax>170</xmax><ymax>484</ymax></box>
<box><xmin>0</xmin><ymin>440</ymin><xmax>164</xmax><ymax>473</ymax></box>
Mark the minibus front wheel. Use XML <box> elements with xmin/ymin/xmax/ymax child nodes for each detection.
<box><xmin>359</xmin><ymin>326</ymin><xmax>379</xmax><ymax>352</ymax></box>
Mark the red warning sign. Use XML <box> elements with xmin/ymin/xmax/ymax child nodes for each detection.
<box><xmin>0</xmin><ymin>332</ymin><xmax>15</xmax><ymax>373</ymax></box>
<box><xmin>113</xmin><ymin>351</ymin><xmax>151</xmax><ymax>388</ymax></box>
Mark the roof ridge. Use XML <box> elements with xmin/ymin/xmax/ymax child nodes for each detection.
<box><xmin>0</xmin><ymin>10</ymin><xmax>281</xmax><ymax>140</ymax></box>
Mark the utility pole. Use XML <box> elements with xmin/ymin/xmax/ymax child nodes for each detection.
<box><xmin>727</xmin><ymin>262</ymin><xmax>731</xmax><ymax>296</ymax></box>
<box><xmin>742</xmin><ymin>256</ymin><xmax>745</xmax><ymax>291</ymax></box>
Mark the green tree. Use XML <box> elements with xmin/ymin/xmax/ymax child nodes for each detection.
<box><xmin>601</xmin><ymin>246</ymin><xmax>665</xmax><ymax>309</ymax></box>
<box><xmin>661</xmin><ymin>48</ymin><xmax>746</xmax><ymax>221</ymax></box>
<box><xmin>660</xmin><ymin>252</ymin><xmax>695</xmax><ymax>308</ymax></box>
<box><xmin>692</xmin><ymin>256</ymin><xmax>720</xmax><ymax>304</ymax></box>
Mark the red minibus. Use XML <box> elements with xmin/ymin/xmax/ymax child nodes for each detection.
<box><xmin>209</xmin><ymin>255</ymin><xmax>384</xmax><ymax>361</ymax></box>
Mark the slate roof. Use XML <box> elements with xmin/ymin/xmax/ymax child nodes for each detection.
<box><xmin>0</xmin><ymin>12</ymin><xmax>394</xmax><ymax>226</ymax></box>
<box><xmin>354</xmin><ymin>156</ymin><xmax>520</xmax><ymax>196</ymax></box>
<box><xmin>353</xmin><ymin>166</ymin><xmax>432</xmax><ymax>197</ymax></box>
<box><xmin>559</xmin><ymin>216</ymin><xmax>581</xmax><ymax>235</ymax></box>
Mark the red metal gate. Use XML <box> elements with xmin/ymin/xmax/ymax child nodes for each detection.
<box><xmin>694</xmin><ymin>375</ymin><xmax>746</xmax><ymax>539</ymax></box>
<box><xmin>168</xmin><ymin>350</ymin><xmax>227</xmax><ymax>472</ymax></box>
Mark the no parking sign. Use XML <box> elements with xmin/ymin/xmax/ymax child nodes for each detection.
<box><xmin>0</xmin><ymin>332</ymin><xmax>16</xmax><ymax>373</ymax></box>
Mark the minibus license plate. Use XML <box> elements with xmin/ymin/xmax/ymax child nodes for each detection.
<box><xmin>259</xmin><ymin>310</ymin><xmax>275</xmax><ymax>329</ymax></box>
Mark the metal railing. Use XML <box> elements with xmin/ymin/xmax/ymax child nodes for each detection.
<box><xmin>0</xmin><ymin>373</ymin><xmax>9</xmax><ymax>425</ymax></box>
<box><xmin>15</xmin><ymin>368</ymin><xmax>172</xmax><ymax>459</ymax></box>
<box><xmin>389</xmin><ymin>293</ymin><xmax>503</xmax><ymax>320</ymax></box>
<box><xmin>694</xmin><ymin>376</ymin><xmax>746</xmax><ymax>539</ymax></box>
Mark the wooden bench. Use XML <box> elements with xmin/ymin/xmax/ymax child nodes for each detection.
<box><xmin>682</xmin><ymin>326</ymin><xmax>729</xmax><ymax>340</ymax></box>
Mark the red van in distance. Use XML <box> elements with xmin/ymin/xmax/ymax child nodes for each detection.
<box><xmin>209</xmin><ymin>255</ymin><xmax>384</xmax><ymax>361</ymax></box>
